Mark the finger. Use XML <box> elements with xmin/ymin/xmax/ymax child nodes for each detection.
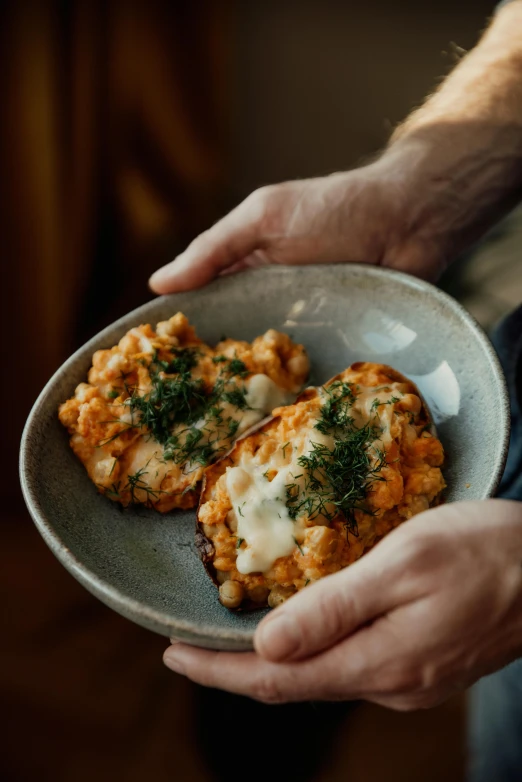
<box><xmin>163</xmin><ymin>604</ymin><xmax>422</xmax><ymax>703</ymax></box>
<box><xmin>149</xmin><ymin>193</ymin><xmax>270</xmax><ymax>293</ymax></box>
<box><xmin>254</xmin><ymin>520</ymin><xmax>426</xmax><ymax>663</ymax></box>
<box><xmin>163</xmin><ymin>634</ymin><xmax>378</xmax><ymax>703</ymax></box>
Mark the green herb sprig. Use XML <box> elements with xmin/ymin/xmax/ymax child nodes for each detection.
<box><xmin>285</xmin><ymin>382</ymin><xmax>387</xmax><ymax>536</ymax></box>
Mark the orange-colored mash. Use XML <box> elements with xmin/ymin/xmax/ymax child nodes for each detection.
<box><xmin>197</xmin><ymin>362</ymin><xmax>445</xmax><ymax>610</ymax></box>
<box><xmin>58</xmin><ymin>313</ymin><xmax>309</xmax><ymax>512</ymax></box>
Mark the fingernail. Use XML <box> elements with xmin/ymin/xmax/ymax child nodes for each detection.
<box><xmin>256</xmin><ymin>612</ymin><xmax>301</xmax><ymax>661</ymax></box>
<box><xmin>163</xmin><ymin>647</ymin><xmax>186</xmax><ymax>675</ymax></box>
<box><xmin>169</xmin><ymin>637</ymin><xmax>181</xmax><ymax>645</ymax></box>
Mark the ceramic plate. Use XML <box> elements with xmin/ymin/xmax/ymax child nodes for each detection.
<box><xmin>20</xmin><ymin>265</ymin><xmax>510</xmax><ymax>650</ymax></box>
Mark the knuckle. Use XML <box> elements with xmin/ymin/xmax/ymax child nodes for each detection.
<box><xmin>250</xmin><ymin>675</ymin><xmax>287</xmax><ymax>705</ymax></box>
<box><xmin>404</xmin><ymin>531</ymin><xmax>432</xmax><ymax>560</ymax></box>
<box><xmin>245</xmin><ymin>185</ymin><xmax>280</xmax><ymax>225</ymax></box>
<box><xmin>246</xmin><ymin>185</ymin><xmax>270</xmax><ymax>209</ymax></box>
<box><xmin>314</xmin><ymin>589</ymin><xmax>350</xmax><ymax>643</ymax></box>
<box><xmin>401</xmin><ymin>531</ymin><xmax>443</xmax><ymax>577</ymax></box>
<box><xmin>191</xmin><ymin>229</ymin><xmax>215</xmax><ymax>255</ymax></box>
<box><xmin>251</xmin><ymin>184</ymin><xmax>277</xmax><ymax>202</ymax></box>
<box><xmin>419</xmin><ymin>660</ymin><xmax>444</xmax><ymax>691</ymax></box>
<box><xmin>380</xmin><ymin>663</ymin><xmax>422</xmax><ymax>695</ymax></box>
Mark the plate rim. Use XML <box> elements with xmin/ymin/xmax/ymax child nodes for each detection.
<box><xmin>19</xmin><ymin>263</ymin><xmax>511</xmax><ymax>649</ymax></box>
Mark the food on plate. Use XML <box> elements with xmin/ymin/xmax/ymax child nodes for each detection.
<box><xmin>196</xmin><ymin>362</ymin><xmax>445</xmax><ymax>610</ymax></box>
<box><xmin>58</xmin><ymin>313</ymin><xmax>309</xmax><ymax>512</ymax></box>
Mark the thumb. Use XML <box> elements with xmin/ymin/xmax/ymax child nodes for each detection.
<box><xmin>149</xmin><ymin>188</ymin><xmax>273</xmax><ymax>293</ymax></box>
<box><xmin>254</xmin><ymin>527</ymin><xmax>418</xmax><ymax>663</ymax></box>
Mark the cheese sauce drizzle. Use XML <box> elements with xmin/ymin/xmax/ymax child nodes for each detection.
<box><xmin>226</xmin><ymin>382</ymin><xmax>405</xmax><ymax>575</ymax></box>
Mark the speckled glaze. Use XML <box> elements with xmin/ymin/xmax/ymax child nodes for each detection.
<box><xmin>19</xmin><ymin>265</ymin><xmax>511</xmax><ymax>651</ymax></box>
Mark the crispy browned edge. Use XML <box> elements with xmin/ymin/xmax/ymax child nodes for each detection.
<box><xmin>195</xmin><ymin>362</ymin><xmax>439</xmax><ymax>610</ymax></box>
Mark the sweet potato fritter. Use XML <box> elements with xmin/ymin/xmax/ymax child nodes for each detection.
<box><xmin>59</xmin><ymin>313</ymin><xmax>309</xmax><ymax>512</ymax></box>
<box><xmin>197</xmin><ymin>362</ymin><xmax>445</xmax><ymax>610</ymax></box>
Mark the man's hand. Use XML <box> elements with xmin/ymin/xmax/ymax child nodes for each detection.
<box><xmin>148</xmin><ymin>163</ymin><xmax>447</xmax><ymax>294</ymax></box>
<box><xmin>163</xmin><ymin>500</ymin><xmax>522</xmax><ymax>710</ymax></box>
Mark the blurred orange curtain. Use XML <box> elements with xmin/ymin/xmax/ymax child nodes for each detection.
<box><xmin>1</xmin><ymin>0</ymin><xmax>228</xmax><ymax>499</ymax></box>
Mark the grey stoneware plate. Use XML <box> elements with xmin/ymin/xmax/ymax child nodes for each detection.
<box><xmin>20</xmin><ymin>265</ymin><xmax>510</xmax><ymax>651</ymax></box>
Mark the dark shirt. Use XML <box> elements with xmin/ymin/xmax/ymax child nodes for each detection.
<box><xmin>492</xmin><ymin>306</ymin><xmax>522</xmax><ymax>501</ymax></box>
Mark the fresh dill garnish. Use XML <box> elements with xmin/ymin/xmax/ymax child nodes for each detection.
<box><xmin>226</xmin><ymin>418</ymin><xmax>240</xmax><ymax>439</ymax></box>
<box><xmin>286</xmin><ymin>426</ymin><xmax>386</xmax><ymax>535</ymax></box>
<box><xmin>121</xmin><ymin>342</ymin><xmax>250</xmax><ymax>468</ymax></box>
<box><xmin>227</xmin><ymin>358</ymin><xmax>249</xmax><ymax>378</ymax></box>
<box><xmin>221</xmin><ymin>386</ymin><xmax>249</xmax><ymax>410</ymax></box>
<box><xmin>315</xmin><ymin>381</ymin><xmax>357</xmax><ymax>434</ymax></box>
<box><xmin>285</xmin><ymin>381</ymin><xmax>388</xmax><ymax>536</ymax></box>
<box><xmin>207</xmin><ymin>405</ymin><xmax>224</xmax><ymax>424</ymax></box>
<box><xmin>102</xmin><ymin>481</ymin><xmax>121</xmax><ymax>498</ymax></box>
<box><xmin>305</xmin><ymin>579</ymin><xmax>310</xmax><ymax>586</ymax></box>
<box><xmin>118</xmin><ymin>370</ymin><xmax>138</xmax><ymax>397</ymax></box>
<box><xmin>164</xmin><ymin>347</ymin><xmax>199</xmax><ymax>375</ymax></box>
<box><xmin>236</xmin><ymin>537</ymin><xmax>244</xmax><ymax>548</ymax></box>
<box><xmin>294</xmin><ymin>537</ymin><xmax>304</xmax><ymax>555</ymax></box>
<box><xmin>373</xmin><ymin>395</ymin><xmax>401</xmax><ymax>410</ymax></box>
<box><xmin>129</xmin><ymin>372</ymin><xmax>207</xmax><ymax>444</ymax></box>
<box><xmin>109</xmin><ymin>458</ymin><xmax>118</xmax><ymax>477</ymax></box>
<box><xmin>177</xmin><ymin>428</ymin><xmax>211</xmax><ymax>465</ymax></box>
<box><xmin>149</xmin><ymin>347</ymin><xmax>199</xmax><ymax>376</ymax></box>
<box><xmin>124</xmin><ymin>465</ymin><xmax>167</xmax><ymax>504</ymax></box>
<box><xmin>107</xmin><ymin>390</ymin><xmax>119</xmax><ymax>399</ymax></box>
<box><xmin>96</xmin><ymin>419</ymin><xmax>138</xmax><ymax>448</ymax></box>
<box><xmin>163</xmin><ymin>427</ymin><xmax>218</xmax><ymax>467</ymax></box>
<box><xmin>282</xmin><ymin>442</ymin><xmax>291</xmax><ymax>458</ymax></box>
<box><xmin>237</xmin><ymin>503</ymin><xmax>245</xmax><ymax>517</ymax></box>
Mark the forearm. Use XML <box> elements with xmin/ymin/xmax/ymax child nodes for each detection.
<box><xmin>381</xmin><ymin>1</ymin><xmax>522</xmax><ymax>265</ymax></box>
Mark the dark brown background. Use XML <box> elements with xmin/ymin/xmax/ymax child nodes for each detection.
<box><xmin>2</xmin><ymin>1</ymin><xmax>498</xmax><ymax>780</ymax></box>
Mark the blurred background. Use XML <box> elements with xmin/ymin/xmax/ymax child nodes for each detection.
<box><xmin>3</xmin><ymin>1</ymin><xmax>522</xmax><ymax>780</ymax></box>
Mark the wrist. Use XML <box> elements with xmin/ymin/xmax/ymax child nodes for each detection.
<box><xmin>375</xmin><ymin>123</ymin><xmax>522</xmax><ymax>276</ymax></box>
<box><xmin>357</xmin><ymin>150</ymin><xmax>448</xmax><ymax>280</ymax></box>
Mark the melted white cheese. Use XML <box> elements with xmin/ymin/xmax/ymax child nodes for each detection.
<box><xmin>226</xmin><ymin>422</ymin><xmax>322</xmax><ymax>574</ymax></box>
<box><xmin>231</xmin><ymin>374</ymin><xmax>295</xmax><ymax>436</ymax></box>
<box><xmin>125</xmin><ymin>438</ymin><xmax>170</xmax><ymax>491</ymax></box>
<box><xmin>227</xmin><ymin>457</ymin><xmax>297</xmax><ymax>575</ymax></box>
<box><xmin>180</xmin><ymin>374</ymin><xmax>295</xmax><ymax>473</ymax></box>
<box><xmin>245</xmin><ymin>374</ymin><xmax>294</xmax><ymax>413</ymax></box>
<box><xmin>353</xmin><ymin>386</ymin><xmax>403</xmax><ymax>448</ymax></box>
